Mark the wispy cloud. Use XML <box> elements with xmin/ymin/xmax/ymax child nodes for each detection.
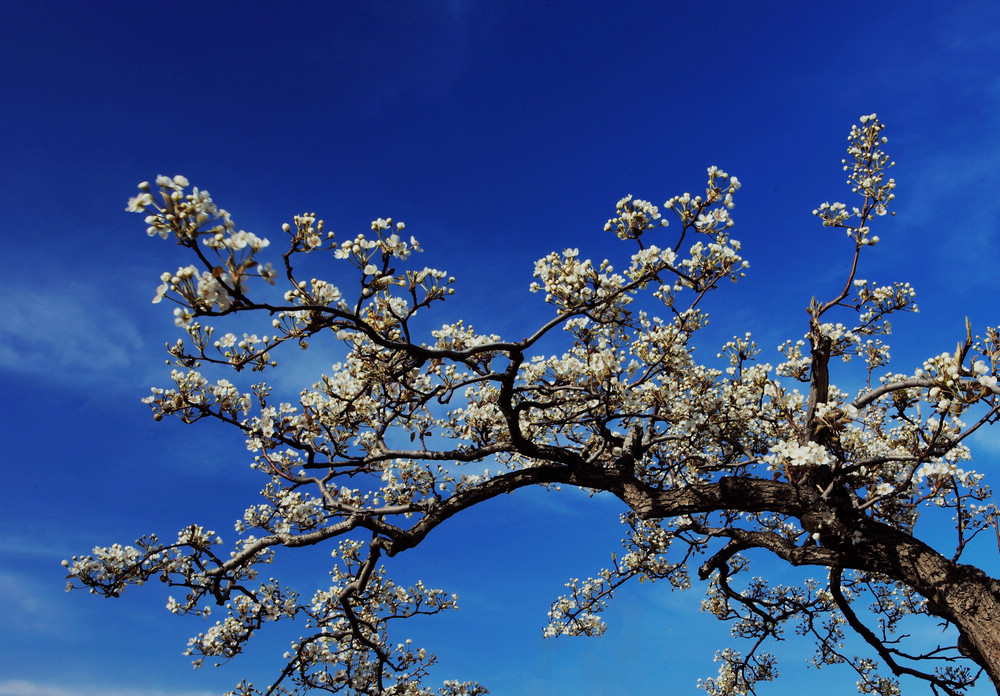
<box><xmin>0</xmin><ymin>571</ymin><xmax>52</xmax><ymax>626</ymax></box>
<box><xmin>0</xmin><ymin>282</ymin><xmax>144</xmax><ymax>385</ymax></box>
<box><xmin>970</xmin><ymin>426</ymin><xmax>1000</xmax><ymax>459</ymax></box>
<box><xmin>0</xmin><ymin>528</ymin><xmax>85</xmax><ymax>561</ymax></box>
<box><xmin>517</xmin><ymin>482</ymin><xmax>622</xmax><ymax>516</ymax></box>
<box><xmin>0</xmin><ymin>682</ymin><xmax>214</xmax><ymax>696</ymax></box>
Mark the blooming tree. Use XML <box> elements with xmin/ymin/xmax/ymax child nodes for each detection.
<box><xmin>66</xmin><ymin>116</ymin><xmax>1000</xmax><ymax>695</ymax></box>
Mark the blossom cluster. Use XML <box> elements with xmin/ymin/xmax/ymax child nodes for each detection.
<box><xmin>604</xmin><ymin>194</ymin><xmax>668</xmax><ymax>240</ymax></box>
<box><xmin>812</xmin><ymin>113</ymin><xmax>896</xmax><ymax>246</ymax></box>
<box><xmin>764</xmin><ymin>439</ymin><xmax>835</xmax><ymax>472</ymax></box>
<box><xmin>529</xmin><ymin>247</ymin><xmax>627</xmax><ymax>314</ymax></box>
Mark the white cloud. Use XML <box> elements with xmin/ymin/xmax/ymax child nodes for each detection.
<box><xmin>0</xmin><ymin>529</ymin><xmax>81</xmax><ymax>561</ymax></box>
<box><xmin>517</xmin><ymin>482</ymin><xmax>621</xmax><ymax>516</ymax></box>
<box><xmin>0</xmin><ymin>681</ymin><xmax>215</xmax><ymax>696</ymax></box>
<box><xmin>0</xmin><ymin>566</ymin><xmax>90</xmax><ymax>637</ymax></box>
<box><xmin>970</xmin><ymin>426</ymin><xmax>1000</xmax><ymax>458</ymax></box>
<box><xmin>0</xmin><ymin>282</ymin><xmax>144</xmax><ymax>384</ymax></box>
<box><xmin>0</xmin><ymin>571</ymin><xmax>50</xmax><ymax>624</ymax></box>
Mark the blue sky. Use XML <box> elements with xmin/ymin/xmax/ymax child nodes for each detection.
<box><xmin>2</xmin><ymin>2</ymin><xmax>1000</xmax><ymax>694</ymax></box>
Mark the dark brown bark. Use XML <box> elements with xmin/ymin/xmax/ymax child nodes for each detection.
<box><xmin>855</xmin><ymin>522</ymin><xmax>1000</xmax><ymax>687</ymax></box>
<box><xmin>577</xmin><ymin>459</ymin><xmax>1000</xmax><ymax>690</ymax></box>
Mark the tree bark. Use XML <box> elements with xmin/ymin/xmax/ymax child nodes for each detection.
<box><xmin>620</xmin><ymin>471</ymin><xmax>1000</xmax><ymax>690</ymax></box>
<box><xmin>856</xmin><ymin>521</ymin><xmax>1000</xmax><ymax>688</ymax></box>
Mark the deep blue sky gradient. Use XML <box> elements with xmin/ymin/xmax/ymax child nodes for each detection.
<box><xmin>2</xmin><ymin>2</ymin><xmax>1000</xmax><ymax>695</ymax></box>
